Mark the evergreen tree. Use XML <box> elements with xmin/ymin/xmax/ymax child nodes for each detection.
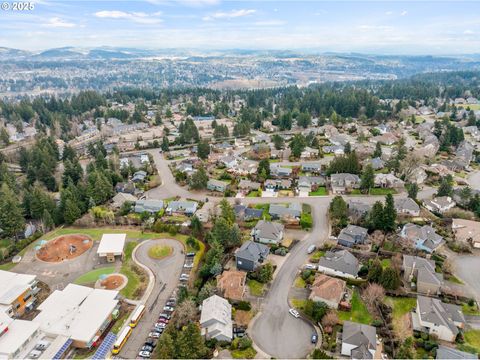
<box><xmin>257</xmin><ymin>159</ymin><xmax>271</xmax><ymax>180</ymax></box>
<box><xmin>360</xmin><ymin>164</ymin><xmax>375</xmax><ymax>193</ymax></box>
<box><xmin>367</xmin><ymin>201</ymin><xmax>385</xmax><ymax>231</ymax></box>
<box><xmin>190</xmin><ymin>215</ymin><xmax>203</xmax><ymax>238</ymax></box>
<box><xmin>0</xmin><ymin>183</ymin><xmax>25</xmax><ymax>238</ymax></box>
<box><xmin>189</xmin><ymin>166</ymin><xmax>208</xmax><ymax>190</ymax></box>
<box><xmin>161</xmin><ymin>136</ymin><xmax>170</xmax><ymax>152</ymax></box>
<box><xmin>437</xmin><ymin>175</ymin><xmax>453</xmax><ymax>197</ymax></box>
<box><xmin>380</xmin><ymin>266</ymin><xmax>401</xmax><ymax>290</ymax></box>
<box><xmin>63</xmin><ymin>198</ymin><xmax>81</xmax><ymax>225</ymax></box>
<box><xmin>176</xmin><ymin>323</ymin><xmax>208</xmax><ymax>359</ymax></box>
<box><xmin>329</xmin><ymin>196</ymin><xmax>348</xmax><ymax>228</ymax></box>
<box><xmin>197</xmin><ymin>140</ymin><xmax>210</xmax><ymax>160</ymax></box>
<box><xmin>406</xmin><ymin>182</ymin><xmax>419</xmax><ymax>200</ymax></box>
<box><xmin>367</xmin><ymin>260</ymin><xmax>383</xmax><ymax>283</ymax></box>
<box><xmin>42</xmin><ymin>209</ymin><xmax>54</xmax><ymax>231</ymax></box>
<box><xmin>156</xmin><ymin>333</ymin><xmax>175</xmax><ymax>359</ymax></box>
<box><xmin>383</xmin><ymin>194</ymin><xmax>397</xmax><ymax>232</ymax></box>
<box><xmin>373</xmin><ymin>142</ymin><xmax>382</xmax><ymax>158</ymax></box>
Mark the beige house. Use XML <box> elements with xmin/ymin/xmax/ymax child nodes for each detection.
<box><xmin>309</xmin><ymin>274</ymin><xmax>346</xmax><ymax>309</ymax></box>
<box><xmin>452</xmin><ymin>218</ymin><xmax>480</xmax><ymax>248</ymax></box>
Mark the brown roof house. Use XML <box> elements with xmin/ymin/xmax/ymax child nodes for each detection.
<box><xmin>452</xmin><ymin>218</ymin><xmax>480</xmax><ymax>249</ymax></box>
<box><xmin>217</xmin><ymin>270</ymin><xmax>246</xmax><ymax>302</ymax></box>
<box><xmin>309</xmin><ymin>274</ymin><xmax>346</xmax><ymax>309</ymax></box>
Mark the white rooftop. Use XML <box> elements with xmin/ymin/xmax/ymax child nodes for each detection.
<box><xmin>200</xmin><ymin>295</ymin><xmax>232</xmax><ymax>341</ymax></box>
<box><xmin>97</xmin><ymin>234</ymin><xmax>126</xmax><ymax>255</ymax></box>
<box><xmin>34</xmin><ymin>284</ymin><xmax>118</xmax><ymax>344</ymax></box>
<box><xmin>0</xmin><ymin>312</ymin><xmax>40</xmax><ymax>359</ymax></box>
<box><xmin>0</xmin><ymin>270</ymin><xmax>36</xmax><ymax>305</ymax></box>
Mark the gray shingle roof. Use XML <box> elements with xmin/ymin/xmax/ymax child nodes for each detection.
<box><xmin>417</xmin><ymin>296</ymin><xmax>465</xmax><ymax>337</ymax></box>
<box><xmin>319</xmin><ymin>250</ymin><xmax>359</xmax><ymax>277</ymax></box>
<box><xmin>236</xmin><ymin>241</ymin><xmax>269</xmax><ymax>263</ymax></box>
<box><xmin>343</xmin><ymin>321</ymin><xmax>376</xmax><ymax>357</ymax></box>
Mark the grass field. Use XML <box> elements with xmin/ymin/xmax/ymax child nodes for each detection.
<box><xmin>294</xmin><ymin>276</ymin><xmax>306</xmax><ymax>288</ymax></box>
<box><xmin>463</xmin><ymin>330</ymin><xmax>480</xmax><ymax>353</ymax></box>
<box><xmin>384</xmin><ymin>296</ymin><xmax>416</xmax><ymax>338</ymax></box>
<box><xmin>74</xmin><ymin>266</ymin><xmax>116</xmax><ymax>285</ymax></box>
<box><xmin>462</xmin><ymin>303</ymin><xmax>480</xmax><ymax>316</ymax></box>
<box><xmin>246</xmin><ymin>190</ymin><xmax>259</xmax><ymax>197</ymax></box>
<box><xmin>369</xmin><ymin>188</ymin><xmax>397</xmax><ymax>195</ymax></box>
<box><xmin>148</xmin><ymin>245</ymin><xmax>173</xmax><ymax>259</ymax></box>
<box><xmin>338</xmin><ymin>290</ymin><xmax>372</xmax><ymax>325</ymax></box>
<box><xmin>456</xmin><ymin>104</ymin><xmax>480</xmax><ymax>111</ymax></box>
<box><xmin>247</xmin><ymin>279</ymin><xmax>264</xmax><ymax>296</ymax></box>
<box><xmin>309</xmin><ymin>187</ymin><xmax>327</xmax><ymax>196</ymax></box>
<box><xmin>120</xmin><ymin>241</ymin><xmax>143</xmax><ymax>299</ymax></box>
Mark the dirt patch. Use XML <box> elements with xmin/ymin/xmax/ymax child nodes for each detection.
<box><xmin>100</xmin><ymin>274</ymin><xmax>126</xmax><ymax>290</ymax></box>
<box><xmin>36</xmin><ymin>234</ymin><xmax>93</xmax><ymax>263</ymax></box>
<box><xmin>234</xmin><ymin>310</ymin><xmax>253</xmax><ymax>327</ymax></box>
<box><xmin>394</xmin><ymin>312</ymin><xmax>413</xmax><ymax>340</ymax></box>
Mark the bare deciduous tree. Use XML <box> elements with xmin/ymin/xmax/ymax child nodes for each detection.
<box><xmin>363</xmin><ymin>283</ymin><xmax>385</xmax><ymax>312</ymax></box>
<box><xmin>321</xmin><ymin>310</ymin><xmax>339</xmax><ymax>329</ymax></box>
<box><xmin>171</xmin><ymin>299</ymin><xmax>198</xmax><ymax>329</ymax></box>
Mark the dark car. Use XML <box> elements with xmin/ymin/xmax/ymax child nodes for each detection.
<box><xmin>186</xmin><ymin>252</ymin><xmax>196</xmax><ymax>257</ymax></box>
<box><xmin>159</xmin><ymin>313</ymin><xmax>171</xmax><ymax>320</ymax></box>
<box><xmin>311</xmin><ymin>334</ymin><xmax>318</xmax><ymax>344</ymax></box>
<box><xmin>142</xmin><ymin>345</ymin><xmax>154</xmax><ymax>352</ymax></box>
<box><xmin>144</xmin><ymin>340</ymin><xmax>156</xmax><ymax>348</ymax></box>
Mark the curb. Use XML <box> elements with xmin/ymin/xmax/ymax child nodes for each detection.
<box><xmin>247</xmin><ymin>311</ymin><xmax>272</xmax><ymax>359</ymax></box>
<box><xmin>132</xmin><ymin>240</ymin><xmax>156</xmax><ymax>305</ymax></box>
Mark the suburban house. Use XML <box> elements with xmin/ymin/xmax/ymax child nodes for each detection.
<box><xmin>302</xmin><ymin>163</ymin><xmax>321</xmax><ymax>173</ymax></box>
<box><xmin>34</xmin><ymin>284</ymin><xmax>120</xmax><ymax>348</ymax></box>
<box><xmin>330</xmin><ymin>173</ymin><xmax>360</xmax><ymax>194</ymax></box>
<box><xmin>436</xmin><ymin>345</ymin><xmax>477</xmax><ymax>360</ymax></box>
<box><xmin>238</xmin><ymin>180</ymin><xmax>261</xmax><ymax>194</ymax></box>
<box><xmin>207</xmin><ymin>179</ymin><xmax>228</xmax><ymax>193</ymax></box>
<box><xmin>348</xmin><ymin>201</ymin><xmax>372</xmax><ymax>218</ymax></box>
<box><xmin>270</xmin><ymin>164</ymin><xmax>293</xmax><ymax>178</ymax></box>
<box><xmin>264</xmin><ymin>179</ymin><xmax>292</xmax><ymax>192</ymax></box>
<box><xmin>413</xmin><ymin>295</ymin><xmax>465</xmax><ymax>342</ymax></box>
<box><xmin>374</xmin><ymin>173</ymin><xmax>405</xmax><ymax>189</ymax></box>
<box><xmin>234</xmin><ymin>205</ymin><xmax>263</xmax><ymax>222</ymax></box>
<box><xmin>269</xmin><ymin>203</ymin><xmax>302</xmax><ymax>220</ymax></box>
<box><xmin>423</xmin><ymin>196</ymin><xmax>456</xmax><ymax>214</ymax></box>
<box><xmin>452</xmin><ymin>218</ymin><xmax>480</xmax><ymax>248</ymax></box>
<box><xmin>401</xmin><ymin>223</ymin><xmax>444</xmax><ymax>253</ymax></box>
<box><xmin>341</xmin><ymin>321</ymin><xmax>377</xmax><ymax>359</ymax></box>
<box><xmin>297</xmin><ymin>176</ymin><xmax>326</xmax><ymax>193</ymax></box>
<box><xmin>300</xmin><ymin>146</ymin><xmax>319</xmax><ymax>159</ymax></box>
<box><xmin>402</xmin><ymin>255</ymin><xmax>443</xmax><ymax>295</ymax></box>
<box><xmin>217</xmin><ymin>270</ymin><xmax>246</xmax><ymax>301</ymax></box>
<box><xmin>369</xmin><ymin>157</ymin><xmax>385</xmax><ymax>170</ymax></box>
<box><xmin>132</xmin><ymin>170</ymin><xmax>147</xmax><ymax>183</ymax></box>
<box><xmin>317</xmin><ymin>250</ymin><xmax>360</xmax><ymax>279</ymax></box>
<box><xmin>111</xmin><ymin>192</ymin><xmax>137</xmax><ymax>209</ymax></box>
<box><xmin>97</xmin><ymin>234</ymin><xmax>126</xmax><ymax>262</ymax></box>
<box><xmin>134</xmin><ymin>199</ymin><xmax>164</xmax><ymax>213</ymax></box>
<box><xmin>251</xmin><ymin>220</ymin><xmax>284</xmax><ymax>245</ymax></box>
<box><xmin>165</xmin><ymin>200</ymin><xmax>198</xmax><ymax>216</ymax></box>
<box><xmin>309</xmin><ymin>274</ymin><xmax>346</xmax><ymax>309</ymax></box>
<box><xmin>337</xmin><ymin>225</ymin><xmax>368</xmax><ymax>248</ymax></box>
<box><xmin>0</xmin><ymin>270</ymin><xmax>39</xmax><ymax>317</ymax></box>
<box><xmin>115</xmin><ymin>181</ymin><xmax>135</xmax><ymax>195</ymax></box>
<box><xmin>200</xmin><ymin>295</ymin><xmax>232</xmax><ymax>342</ymax></box>
<box><xmin>395</xmin><ymin>197</ymin><xmax>421</xmax><ymax>216</ymax></box>
<box><xmin>235</xmin><ymin>241</ymin><xmax>270</xmax><ymax>271</ymax></box>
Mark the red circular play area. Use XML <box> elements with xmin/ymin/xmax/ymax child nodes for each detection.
<box><xmin>36</xmin><ymin>234</ymin><xmax>93</xmax><ymax>263</ymax></box>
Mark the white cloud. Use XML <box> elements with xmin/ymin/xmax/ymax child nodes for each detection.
<box><xmin>42</xmin><ymin>17</ymin><xmax>75</xmax><ymax>28</ymax></box>
<box><xmin>385</xmin><ymin>11</ymin><xmax>393</xmax><ymax>15</ymax></box>
<box><xmin>464</xmin><ymin>29</ymin><xmax>474</xmax><ymax>34</ymax></box>
<box><xmin>359</xmin><ymin>25</ymin><xmax>393</xmax><ymax>31</ymax></box>
<box><xmin>94</xmin><ymin>10</ymin><xmax>162</xmax><ymax>24</ymax></box>
<box><xmin>203</xmin><ymin>9</ymin><xmax>255</xmax><ymax>21</ymax></box>
<box><xmin>400</xmin><ymin>10</ymin><xmax>408</xmax><ymax>16</ymax></box>
<box><xmin>254</xmin><ymin>20</ymin><xmax>286</xmax><ymax>27</ymax></box>
<box><xmin>145</xmin><ymin>0</ymin><xmax>219</xmax><ymax>6</ymax></box>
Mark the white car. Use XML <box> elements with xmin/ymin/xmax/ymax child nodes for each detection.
<box><xmin>148</xmin><ymin>332</ymin><xmax>161</xmax><ymax>339</ymax></box>
<box><xmin>139</xmin><ymin>350</ymin><xmax>151</xmax><ymax>358</ymax></box>
<box><xmin>304</xmin><ymin>263</ymin><xmax>317</xmax><ymax>270</ymax></box>
<box><xmin>289</xmin><ymin>308</ymin><xmax>300</xmax><ymax>318</ymax></box>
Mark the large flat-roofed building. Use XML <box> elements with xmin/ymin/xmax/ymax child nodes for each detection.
<box><xmin>0</xmin><ymin>312</ymin><xmax>40</xmax><ymax>359</ymax></box>
<box><xmin>34</xmin><ymin>284</ymin><xmax>119</xmax><ymax>348</ymax></box>
<box><xmin>97</xmin><ymin>234</ymin><xmax>126</xmax><ymax>262</ymax></box>
<box><xmin>0</xmin><ymin>270</ymin><xmax>38</xmax><ymax>317</ymax></box>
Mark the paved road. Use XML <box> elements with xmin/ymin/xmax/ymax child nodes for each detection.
<box><xmin>451</xmin><ymin>254</ymin><xmax>480</xmax><ymax>301</ymax></box>
<box><xmin>120</xmin><ymin>239</ymin><xmax>185</xmax><ymax>359</ymax></box>
<box><xmin>250</xmin><ymin>202</ymin><xmax>329</xmax><ymax>358</ymax></box>
<box><xmin>468</xmin><ymin>170</ymin><xmax>480</xmax><ymax>191</ymax></box>
<box><xmin>143</xmin><ymin>150</ymin><xmax>462</xmax><ymax>358</ymax></box>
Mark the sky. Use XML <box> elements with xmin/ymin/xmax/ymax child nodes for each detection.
<box><xmin>1</xmin><ymin>0</ymin><xmax>480</xmax><ymax>54</ymax></box>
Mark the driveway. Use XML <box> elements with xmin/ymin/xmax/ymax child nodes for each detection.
<box><xmin>119</xmin><ymin>239</ymin><xmax>185</xmax><ymax>358</ymax></box>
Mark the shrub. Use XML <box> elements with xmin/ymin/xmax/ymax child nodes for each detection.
<box><xmin>236</xmin><ymin>301</ymin><xmax>252</xmax><ymax>311</ymax></box>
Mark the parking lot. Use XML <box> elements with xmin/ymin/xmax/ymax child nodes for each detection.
<box><xmin>119</xmin><ymin>239</ymin><xmax>189</xmax><ymax>359</ymax></box>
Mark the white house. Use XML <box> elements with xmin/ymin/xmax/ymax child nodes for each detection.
<box><xmin>200</xmin><ymin>295</ymin><xmax>232</xmax><ymax>342</ymax></box>
<box><xmin>341</xmin><ymin>321</ymin><xmax>377</xmax><ymax>359</ymax></box>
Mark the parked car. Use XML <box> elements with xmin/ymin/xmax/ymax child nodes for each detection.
<box><xmin>307</xmin><ymin>245</ymin><xmax>316</xmax><ymax>254</ymax></box>
<box><xmin>163</xmin><ymin>306</ymin><xmax>174</xmax><ymax>312</ymax></box>
<box><xmin>304</xmin><ymin>263</ymin><xmax>317</xmax><ymax>270</ymax></box>
<box><xmin>159</xmin><ymin>313</ymin><xmax>171</xmax><ymax>320</ymax></box>
<box><xmin>311</xmin><ymin>334</ymin><xmax>318</xmax><ymax>344</ymax></box>
<box><xmin>186</xmin><ymin>252</ymin><xmax>195</xmax><ymax>257</ymax></box>
<box><xmin>183</xmin><ymin>263</ymin><xmax>193</xmax><ymax>269</ymax></box>
<box><xmin>138</xmin><ymin>350</ymin><xmax>151</xmax><ymax>358</ymax></box>
<box><xmin>142</xmin><ymin>345</ymin><xmax>154</xmax><ymax>352</ymax></box>
<box><xmin>289</xmin><ymin>308</ymin><xmax>300</xmax><ymax>318</ymax></box>
<box><xmin>155</xmin><ymin>322</ymin><xmax>167</xmax><ymax>328</ymax></box>
<box><xmin>28</xmin><ymin>351</ymin><xmax>42</xmax><ymax>359</ymax></box>
<box><xmin>148</xmin><ymin>332</ymin><xmax>161</xmax><ymax>339</ymax></box>
<box><xmin>144</xmin><ymin>340</ymin><xmax>156</xmax><ymax>348</ymax></box>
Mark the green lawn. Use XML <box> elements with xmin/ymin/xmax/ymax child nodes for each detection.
<box><xmin>74</xmin><ymin>266</ymin><xmax>116</xmax><ymax>285</ymax></box>
<box><xmin>381</xmin><ymin>258</ymin><xmax>392</xmax><ymax>269</ymax></box>
<box><xmin>246</xmin><ymin>190</ymin><xmax>259</xmax><ymax>197</ymax></box>
<box><xmin>456</xmin><ymin>104</ymin><xmax>480</xmax><ymax>111</ymax></box>
<box><xmin>462</xmin><ymin>303</ymin><xmax>480</xmax><ymax>316</ymax></box>
<box><xmin>385</xmin><ymin>297</ymin><xmax>416</xmax><ymax>318</ymax></box>
<box><xmin>111</xmin><ymin>310</ymin><xmax>131</xmax><ymax>334</ymax></box>
<box><xmin>338</xmin><ymin>290</ymin><xmax>372</xmax><ymax>325</ymax></box>
<box><xmin>247</xmin><ymin>279</ymin><xmax>264</xmax><ymax>296</ymax></box>
<box><xmin>446</xmin><ymin>274</ymin><xmax>464</xmax><ymax>285</ymax></box>
<box><xmin>120</xmin><ymin>241</ymin><xmax>143</xmax><ymax>299</ymax></box>
<box><xmin>148</xmin><ymin>245</ymin><xmax>173</xmax><ymax>259</ymax></box>
<box><xmin>463</xmin><ymin>329</ymin><xmax>480</xmax><ymax>353</ymax></box>
<box><xmin>310</xmin><ymin>250</ymin><xmax>325</xmax><ymax>262</ymax></box>
<box><xmin>369</xmin><ymin>188</ymin><xmax>397</xmax><ymax>195</ymax></box>
<box><xmin>350</xmin><ymin>189</ymin><xmax>362</xmax><ymax>195</ymax></box>
<box><xmin>294</xmin><ymin>276</ymin><xmax>306</xmax><ymax>288</ymax></box>
<box><xmin>231</xmin><ymin>348</ymin><xmax>257</xmax><ymax>359</ymax></box>
<box><xmin>43</xmin><ymin>227</ymin><xmax>159</xmax><ymax>242</ymax></box>
<box><xmin>291</xmin><ymin>298</ymin><xmax>307</xmax><ymax>310</ymax></box>
<box><xmin>309</xmin><ymin>187</ymin><xmax>327</xmax><ymax>196</ymax></box>
<box><xmin>0</xmin><ymin>262</ymin><xmax>16</xmax><ymax>271</ymax></box>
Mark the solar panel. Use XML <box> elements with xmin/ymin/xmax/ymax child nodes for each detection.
<box><xmin>92</xmin><ymin>332</ymin><xmax>117</xmax><ymax>360</ymax></box>
<box><xmin>53</xmin><ymin>338</ymin><xmax>73</xmax><ymax>360</ymax></box>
